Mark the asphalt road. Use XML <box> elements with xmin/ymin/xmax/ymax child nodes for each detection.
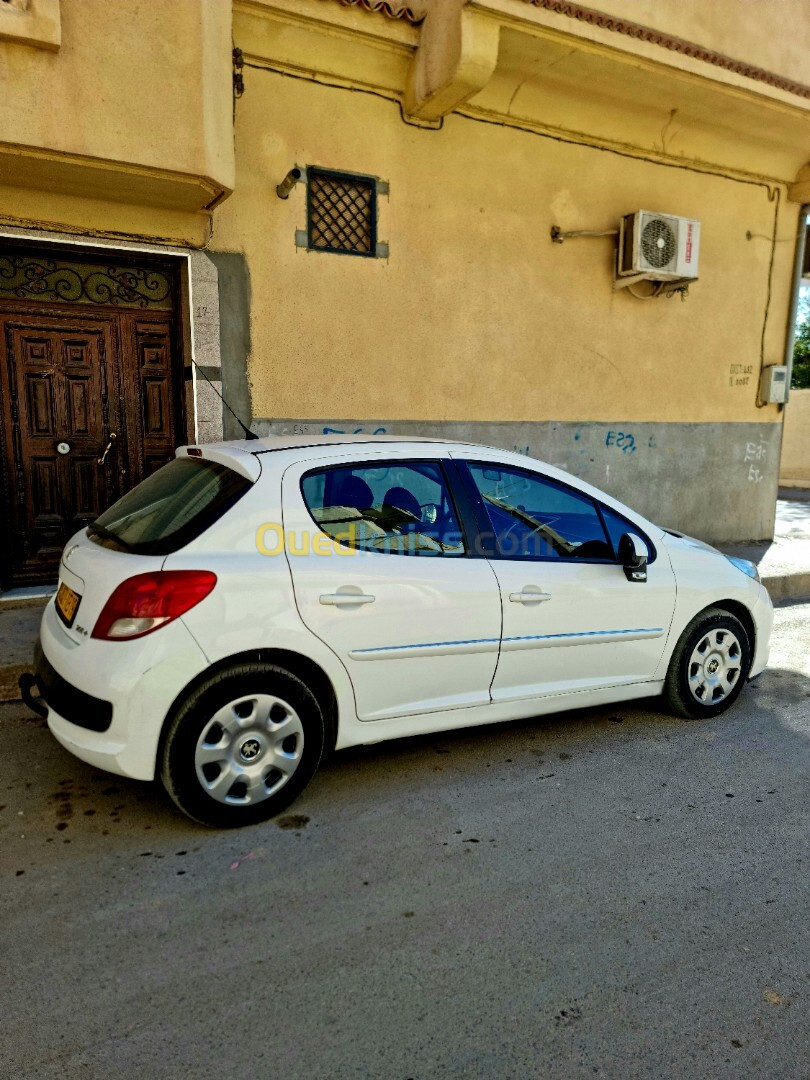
<box><xmin>2</xmin><ymin>603</ymin><xmax>809</xmax><ymax>1079</ymax></box>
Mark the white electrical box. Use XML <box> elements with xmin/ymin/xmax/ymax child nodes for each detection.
<box><xmin>759</xmin><ymin>365</ymin><xmax>788</xmax><ymax>404</ymax></box>
<box><xmin>618</xmin><ymin>211</ymin><xmax>700</xmax><ymax>281</ymax></box>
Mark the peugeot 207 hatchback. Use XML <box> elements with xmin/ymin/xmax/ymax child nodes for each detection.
<box><xmin>32</xmin><ymin>435</ymin><xmax>772</xmax><ymax>827</ymax></box>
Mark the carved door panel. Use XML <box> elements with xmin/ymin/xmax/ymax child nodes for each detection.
<box><xmin>0</xmin><ymin>313</ymin><xmax>123</xmax><ymax>585</ymax></box>
<box><xmin>0</xmin><ymin>251</ymin><xmax>186</xmax><ymax>590</ymax></box>
<box><xmin>119</xmin><ymin>313</ymin><xmax>183</xmax><ymax>487</ymax></box>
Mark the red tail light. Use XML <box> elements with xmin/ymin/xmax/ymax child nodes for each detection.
<box><xmin>92</xmin><ymin>570</ymin><xmax>217</xmax><ymax>641</ymax></box>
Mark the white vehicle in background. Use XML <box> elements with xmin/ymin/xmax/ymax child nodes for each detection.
<box><xmin>26</xmin><ymin>435</ymin><xmax>772</xmax><ymax>828</ymax></box>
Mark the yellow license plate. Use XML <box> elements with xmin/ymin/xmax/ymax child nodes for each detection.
<box><xmin>55</xmin><ymin>582</ymin><xmax>81</xmax><ymax>628</ymax></box>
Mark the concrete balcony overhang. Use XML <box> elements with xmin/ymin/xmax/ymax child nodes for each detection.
<box><xmin>0</xmin><ymin>144</ymin><xmax>229</xmax><ymax>214</ymax></box>
<box><xmin>237</xmin><ymin>0</ymin><xmax>810</xmax><ymax>189</ymax></box>
<box><xmin>0</xmin><ymin>144</ymin><xmax>231</xmax><ymax>248</ymax></box>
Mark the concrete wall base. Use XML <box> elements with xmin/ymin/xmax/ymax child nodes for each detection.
<box><xmin>253</xmin><ymin>417</ymin><xmax>782</xmax><ymax>544</ymax></box>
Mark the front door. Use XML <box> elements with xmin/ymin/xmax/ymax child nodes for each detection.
<box><xmin>459</xmin><ymin>459</ymin><xmax>678</xmax><ymax>704</ymax></box>
<box><xmin>0</xmin><ymin>247</ymin><xmax>185</xmax><ymax>589</ymax></box>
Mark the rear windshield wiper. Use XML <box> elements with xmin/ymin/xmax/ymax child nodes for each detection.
<box><xmin>86</xmin><ymin>522</ymin><xmax>135</xmax><ymax>553</ymax></box>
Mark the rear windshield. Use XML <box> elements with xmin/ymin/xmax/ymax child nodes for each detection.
<box><xmin>89</xmin><ymin>458</ymin><xmax>251</xmax><ymax>556</ymax></box>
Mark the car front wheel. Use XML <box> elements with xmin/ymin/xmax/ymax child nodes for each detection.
<box><xmin>663</xmin><ymin>608</ymin><xmax>752</xmax><ymax>719</ymax></box>
<box><xmin>160</xmin><ymin>662</ymin><xmax>325</xmax><ymax>827</ymax></box>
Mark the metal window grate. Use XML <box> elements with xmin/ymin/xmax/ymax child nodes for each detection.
<box><xmin>307</xmin><ymin>168</ymin><xmax>377</xmax><ymax>257</ymax></box>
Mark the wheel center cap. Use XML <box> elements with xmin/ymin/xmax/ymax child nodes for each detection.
<box><xmin>240</xmin><ymin>738</ymin><xmax>262</xmax><ymax>761</ymax></box>
<box><xmin>706</xmin><ymin>657</ymin><xmax>720</xmax><ymax>675</ymax></box>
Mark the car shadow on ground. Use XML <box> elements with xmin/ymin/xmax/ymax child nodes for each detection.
<box><xmin>306</xmin><ymin>663</ymin><xmax>810</xmax><ymax>812</ymax></box>
<box><xmin>2</xmin><ymin>662</ymin><xmax>808</xmax><ymax>848</ymax></box>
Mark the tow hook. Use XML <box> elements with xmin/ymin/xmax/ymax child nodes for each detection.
<box><xmin>19</xmin><ymin>673</ymin><xmax>47</xmax><ymax>718</ymax></box>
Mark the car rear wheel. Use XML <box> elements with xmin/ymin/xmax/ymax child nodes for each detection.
<box><xmin>160</xmin><ymin>662</ymin><xmax>325</xmax><ymax>827</ymax></box>
<box><xmin>663</xmin><ymin>607</ymin><xmax>751</xmax><ymax>719</ymax></box>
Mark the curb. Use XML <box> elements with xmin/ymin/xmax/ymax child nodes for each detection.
<box><xmin>0</xmin><ymin>663</ymin><xmax>32</xmax><ymax>704</ymax></box>
<box><xmin>762</xmin><ymin>573</ymin><xmax>810</xmax><ymax>604</ymax></box>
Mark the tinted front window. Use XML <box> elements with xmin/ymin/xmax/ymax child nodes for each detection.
<box><xmin>90</xmin><ymin>458</ymin><xmax>251</xmax><ymax>555</ymax></box>
<box><xmin>301</xmin><ymin>461</ymin><xmax>464</xmax><ymax>556</ymax></box>
<box><xmin>468</xmin><ymin>463</ymin><xmax>613</xmax><ymax>560</ymax></box>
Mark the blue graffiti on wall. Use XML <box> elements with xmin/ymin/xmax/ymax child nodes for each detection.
<box><xmin>605</xmin><ymin>430</ymin><xmax>637</xmax><ymax>455</ymax></box>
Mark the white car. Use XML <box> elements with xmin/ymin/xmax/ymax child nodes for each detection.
<box><xmin>29</xmin><ymin>435</ymin><xmax>772</xmax><ymax>827</ymax></box>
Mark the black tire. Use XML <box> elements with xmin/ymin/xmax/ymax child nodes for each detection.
<box><xmin>160</xmin><ymin>662</ymin><xmax>325</xmax><ymax>828</ymax></box>
<box><xmin>663</xmin><ymin>607</ymin><xmax>752</xmax><ymax>719</ymax></box>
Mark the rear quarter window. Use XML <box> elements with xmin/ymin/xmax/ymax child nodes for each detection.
<box><xmin>89</xmin><ymin>458</ymin><xmax>251</xmax><ymax>555</ymax></box>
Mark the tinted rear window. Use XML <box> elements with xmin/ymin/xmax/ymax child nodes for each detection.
<box><xmin>89</xmin><ymin>458</ymin><xmax>251</xmax><ymax>556</ymax></box>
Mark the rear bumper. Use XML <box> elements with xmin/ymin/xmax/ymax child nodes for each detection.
<box><xmin>39</xmin><ymin>600</ymin><xmax>210</xmax><ymax>781</ymax></box>
<box><xmin>34</xmin><ymin>640</ymin><xmax>112</xmax><ymax>732</ymax></box>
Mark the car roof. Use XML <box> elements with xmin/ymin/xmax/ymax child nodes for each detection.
<box><xmin>174</xmin><ymin>435</ymin><xmax>663</xmax><ymax>538</ymax></box>
<box><xmin>239</xmin><ymin>434</ymin><xmax>449</xmax><ymax>453</ymax></box>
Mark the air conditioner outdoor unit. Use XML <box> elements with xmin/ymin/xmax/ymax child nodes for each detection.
<box><xmin>618</xmin><ymin>211</ymin><xmax>700</xmax><ymax>281</ymax></box>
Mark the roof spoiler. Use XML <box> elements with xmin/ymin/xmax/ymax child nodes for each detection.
<box><xmin>176</xmin><ymin>445</ymin><xmax>261</xmax><ymax>482</ymax></box>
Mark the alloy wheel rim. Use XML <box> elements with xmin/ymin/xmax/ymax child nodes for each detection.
<box><xmin>687</xmin><ymin>628</ymin><xmax>742</xmax><ymax>706</ymax></box>
<box><xmin>194</xmin><ymin>693</ymin><xmax>304</xmax><ymax>805</ymax></box>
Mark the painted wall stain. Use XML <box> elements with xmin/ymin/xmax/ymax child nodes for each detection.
<box><xmin>729</xmin><ymin>363</ymin><xmax>754</xmax><ymax>387</ymax></box>
<box><xmin>744</xmin><ymin>439</ymin><xmax>767</xmax><ymax>483</ymax></box>
<box><xmin>323</xmin><ymin>426</ymin><xmax>387</xmax><ymax>435</ymax></box>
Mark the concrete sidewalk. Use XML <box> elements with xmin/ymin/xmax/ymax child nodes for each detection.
<box><xmin>0</xmin><ymin>604</ymin><xmax>45</xmax><ymax>703</ymax></box>
<box><xmin>1</xmin><ymin>499</ymin><xmax>809</xmax><ymax>703</ymax></box>
<box><xmin>717</xmin><ymin>496</ymin><xmax>810</xmax><ymax>602</ymax></box>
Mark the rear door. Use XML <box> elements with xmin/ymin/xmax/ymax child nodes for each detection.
<box><xmin>458</xmin><ymin>459</ymin><xmax>677</xmax><ymax>704</ymax></box>
<box><xmin>282</xmin><ymin>452</ymin><xmax>502</xmax><ymax>722</ymax></box>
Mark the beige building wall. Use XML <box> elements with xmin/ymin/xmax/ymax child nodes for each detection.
<box><xmin>217</xmin><ymin>68</ymin><xmax>796</xmax><ymax>427</ymax></box>
<box><xmin>205</xmin><ymin>0</ymin><xmax>810</xmax><ymax>539</ymax></box>
<box><xmin>780</xmin><ymin>390</ymin><xmax>810</xmax><ymax>485</ymax></box>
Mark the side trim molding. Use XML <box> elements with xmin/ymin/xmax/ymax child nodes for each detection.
<box><xmin>350</xmin><ymin>627</ymin><xmax>664</xmax><ymax>660</ymax></box>
<box><xmin>500</xmin><ymin>627</ymin><xmax>664</xmax><ymax>651</ymax></box>
<box><xmin>351</xmin><ymin>636</ymin><xmax>500</xmax><ymax>661</ymax></box>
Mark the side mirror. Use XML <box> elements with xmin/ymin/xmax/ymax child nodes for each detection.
<box><xmin>618</xmin><ymin>532</ymin><xmax>648</xmax><ymax>582</ymax></box>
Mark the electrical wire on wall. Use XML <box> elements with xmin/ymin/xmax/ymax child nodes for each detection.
<box><xmin>754</xmin><ymin>186</ymin><xmax>780</xmax><ymax>406</ymax></box>
<box><xmin>457</xmin><ymin>104</ymin><xmax>784</xmax><ymax>392</ymax></box>
<box><xmin>234</xmin><ymin>58</ymin><xmax>786</xmax><ymax>403</ymax></box>
<box><xmin>626</xmin><ymin>281</ymin><xmax>664</xmax><ymax>300</ymax></box>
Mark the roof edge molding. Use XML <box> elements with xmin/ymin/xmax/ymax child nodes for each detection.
<box><xmin>331</xmin><ymin>0</ymin><xmax>426</xmax><ymax>22</ymax></box>
<box><xmin>325</xmin><ymin>0</ymin><xmax>810</xmax><ymax>107</ymax></box>
<box><xmin>519</xmin><ymin>0</ymin><xmax>810</xmax><ymax>101</ymax></box>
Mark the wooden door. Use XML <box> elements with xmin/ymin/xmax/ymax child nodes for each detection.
<box><xmin>118</xmin><ymin>312</ymin><xmax>183</xmax><ymax>487</ymax></box>
<box><xmin>0</xmin><ymin>262</ymin><xmax>186</xmax><ymax>588</ymax></box>
<box><xmin>0</xmin><ymin>311</ymin><xmax>125</xmax><ymax>586</ymax></box>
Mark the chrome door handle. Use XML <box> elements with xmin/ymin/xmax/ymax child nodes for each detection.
<box><xmin>97</xmin><ymin>432</ymin><xmax>117</xmax><ymax>466</ymax></box>
<box><xmin>509</xmin><ymin>588</ymin><xmax>552</xmax><ymax>604</ymax></box>
<box><xmin>319</xmin><ymin>592</ymin><xmax>376</xmax><ymax>607</ymax></box>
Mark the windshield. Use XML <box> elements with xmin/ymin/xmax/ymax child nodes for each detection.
<box><xmin>90</xmin><ymin>457</ymin><xmax>251</xmax><ymax>556</ymax></box>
